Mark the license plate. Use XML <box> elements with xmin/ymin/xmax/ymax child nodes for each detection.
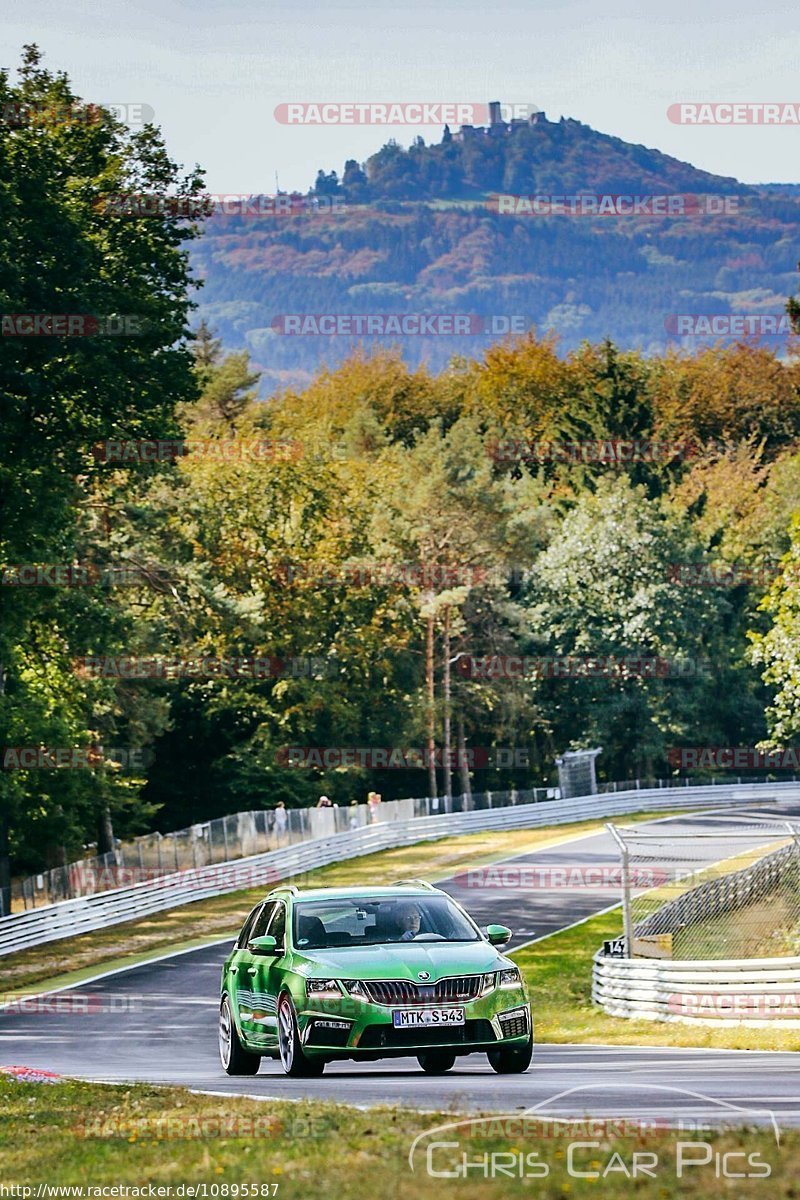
<box><xmin>392</xmin><ymin>1007</ymin><xmax>465</xmax><ymax>1027</ymax></box>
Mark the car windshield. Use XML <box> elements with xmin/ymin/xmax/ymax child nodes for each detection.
<box><xmin>292</xmin><ymin>895</ymin><xmax>480</xmax><ymax>949</ymax></box>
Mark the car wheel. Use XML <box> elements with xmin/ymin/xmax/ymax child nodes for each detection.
<box><xmin>277</xmin><ymin>993</ymin><xmax>325</xmax><ymax>1077</ymax></box>
<box><xmin>487</xmin><ymin>1034</ymin><xmax>533</xmax><ymax>1074</ymax></box>
<box><xmin>417</xmin><ymin>1050</ymin><xmax>457</xmax><ymax>1074</ymax></box>
<box><xmin>219</xmin><ymin>995</ymin><xmax>261</xmax><ymax>1075</ymax></box>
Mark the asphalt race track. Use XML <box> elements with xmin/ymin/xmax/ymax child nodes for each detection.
<box><xmin>2</xmin><ymin>804</ymin><xmax>800</xmax><ymax>1125</ymax></box>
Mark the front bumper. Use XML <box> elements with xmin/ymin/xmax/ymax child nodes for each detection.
<box><xmin>296</xmin><ymin>987</ymin><xmax>532</xmax><ymax>1058</ymax></box>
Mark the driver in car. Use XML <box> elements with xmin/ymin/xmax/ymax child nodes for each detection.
<box><xmin>395</xmin><ymin>902</ymin><xmax>423</xmax><ymax>941</ymax></box>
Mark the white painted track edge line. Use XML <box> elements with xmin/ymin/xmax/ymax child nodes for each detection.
<box><xmin>0</xmin><ymin>936</ymin><xmax>236</xmax><ymax>1010</ymax></box>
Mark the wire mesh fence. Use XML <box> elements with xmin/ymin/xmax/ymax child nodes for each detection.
<box><xmin>607</xmin><ymin>814</ymin><xmax>800</xmax><ymax>960</ymax></box>
<box><xmin>10</xmin><ymin>784</ymin><xmax>561</xmax><ymax>911</ymax></box>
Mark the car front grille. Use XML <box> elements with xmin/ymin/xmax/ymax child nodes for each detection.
<box><xmin>361</xmin><ymin>975</ymin><xmax>484</xmax><ymax>1006</ymax></box>
<box><xmin>358</xmin><ymin>1018</ymin><xmax>496</xmax><ymax>1049</ymax></box>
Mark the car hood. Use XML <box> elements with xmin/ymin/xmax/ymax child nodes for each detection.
<box><xmin>295</xmin><ymin>940</ymin><xmax>509</xmax><ymax>981</ymax></box>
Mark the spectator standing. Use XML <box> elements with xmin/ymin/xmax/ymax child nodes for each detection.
<box><xmin>273</xmin><ymin>801</ymin><xmax>288</xmax><ymax>843</ymax></box>
<box><xmin>367</xmin><ymin>790</ymin><xmax>382</xmax><ymax>824</ymax></box>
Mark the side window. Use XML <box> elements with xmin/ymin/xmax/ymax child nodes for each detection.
<box><xmin>249</xmin><ymin>901</ymin><xmax>277</xmax><ymax>942</ymax></box>
<box><xmin>267</xmin><ymin>902</ymin><xmax>287</xmax><ymax>950</ymax></box>
<box><xmin>237</xmin><ymin>904</ymin><xmax>262</xmax><ymax>949</ymax></box>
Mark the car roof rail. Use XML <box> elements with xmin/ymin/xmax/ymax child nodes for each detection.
<box><xmin>269</xmin><ymin>884</ymin><xmax>299</xmax><ymax>895</ymax></box>
<box><xmin>392</xmin><ymin>878</ymin><xmax>436</xmax><ymax>890</ymax></box>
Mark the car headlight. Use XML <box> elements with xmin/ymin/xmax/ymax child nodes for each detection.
<box><xmin>306</xmin><ymin>978</ymin><xmax>341</xmax><ymax>997</ymax></box>
<box><xmin>480</xmin><ymin>972</ymin><xmax>497</xmax><ymax>995</ymax></box>
<box><xmin>341</xmin><ymin>979</ymin><xmax>369</xmax><ymax>998</ymax></box>
<box><xmin>499</xmin><ymin>967</ymin><xmax>522</xmax><ymax>987</ymax></box>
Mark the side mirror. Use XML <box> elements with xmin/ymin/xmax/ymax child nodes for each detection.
<box><xmin>486</xmin><ymin>924</ymin><xmax>512</xmax><ymax>946</ymax></box>
<box><xmin>249</xmin><ymin>935</ymin><xmax>281</xmax><ymax>955</ymax></box>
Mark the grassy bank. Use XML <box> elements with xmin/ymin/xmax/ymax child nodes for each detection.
<box><xmin>515</xmin><ymin>907</ymin><xmax>800</xmax><ymax>1051</ymax></box>
<box><xmin>0</xmin><ymin>1075</ymin><xmax>794</xmax><ymax>1197</ymax></box>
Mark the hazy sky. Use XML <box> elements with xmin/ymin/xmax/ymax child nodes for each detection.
<box><xmin>3</xmin><ymin>0</ymin><xmax>799</xmax><ymax>193</ymax></box>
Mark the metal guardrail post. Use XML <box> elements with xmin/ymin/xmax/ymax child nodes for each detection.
<box><xmin>606</xmin><ymin>822</ymin><xmax>633</xmax><ymax>959</ymax></box>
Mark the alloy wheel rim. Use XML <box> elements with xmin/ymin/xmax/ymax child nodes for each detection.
<box><xmin>278</xmin><ymin>999</ymin><xmax>294</xmax><ymax>1070</ymax></box>
<box><xmin>219</xmin><ymin>999</ymin><xmax>232</xmax><ymax>1067</ymax></box>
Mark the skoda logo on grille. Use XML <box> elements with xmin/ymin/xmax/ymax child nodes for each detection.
<box><xmin>417</xmin><ymin>971</ymin><xmax>431</xmax><ymax>980</ymax></box>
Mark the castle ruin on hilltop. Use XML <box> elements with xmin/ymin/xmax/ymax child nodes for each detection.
<box><xmin>454</xmin><ymin>100</ymin><xmax>549</xmax><ymax>142</ymax></box>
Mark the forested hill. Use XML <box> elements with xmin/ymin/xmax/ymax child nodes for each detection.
<box><xmin>318</xmin><ymin>113</ymin><xmax>747</xmax><ymax>202</ymax></box>
<box><xmin>191</xmin><ymin>114</ymin><xmax>800</xmax><ymax>391</ymax></box>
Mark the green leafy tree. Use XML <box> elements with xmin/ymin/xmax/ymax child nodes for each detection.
<box><xmin>0</xmin><ymin>46</ymin><xmax>205</xmax><ymax>908</ymax></box>
<box><xmin>523</xmin><ymin>477</ymin><xmax>754</xmax><ymax>779</ymax></box>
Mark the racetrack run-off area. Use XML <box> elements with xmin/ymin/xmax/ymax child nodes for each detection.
<box><xmin>2</xmin><ymin>803</ymin><xmax>800</xmax><ymax>1124</ymax></box>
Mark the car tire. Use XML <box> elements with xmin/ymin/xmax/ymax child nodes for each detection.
<box><xmin>417</xmin><ymin>1051</ymin><xmax>457</xmax><ymax>1074</ymax></box>
<box><xmin>487</xmin><ymin>1034</ymin><xmax>533</xmax><ymax>1074</ymax></box>
<box><xmin>277</xmin><ymin>993</ymin><xmax>325</xmax><ymax>1077</ymax></box>
<box><xmin>219</xmin><ymin>995</ymin><xmax>261</xmax><ymax>1075</ymax></box>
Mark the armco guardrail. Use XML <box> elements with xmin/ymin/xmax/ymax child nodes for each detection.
<box><xmin>18</xmin><ymin>773</ymin><xmax>797</xmax><ymax>910</ymax></box>
<box><xmin>2</xmin><ymin>780</ymin><xmax>799</xmax><ymax>957</ymax></box>
<box><xmin>593</xmin><ymin>951</ymin><xmax>800</xmax><ymax>1026</ymax></box>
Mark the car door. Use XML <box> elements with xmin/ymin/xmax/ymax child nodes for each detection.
<box><xmin>248</xmin><ymin>900</ymin><xmax>288</xmax><ymax>1051</ymax></box>
<box><xmin>234</xmin><ymin>901</ymin><xmax>277</xmax><ymax>1049</ymax></box>
<box><xmin>225</xmin><ymin>902</ymin><xmax>261</xmax><ymax>1014</ymax></box>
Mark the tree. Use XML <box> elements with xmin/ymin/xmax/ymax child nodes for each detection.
<box><xmin>183</xmin><ymin>349</ymin><xmax>260</xmax><ymax>432</ymax></box>
<box><xmin>192</xmin><ymin>319</ymin><xmax>223</xmax><ymax>373</ymax></box>
<box><xmin>523</xmin><ymin>477</ymin><xmax>742</xmax><ymax>779</ymax></box>
<box><xmin>314</xmin><ymin>169</ymin><xmax>340</xmax><ymax>196</ymax></box>
<box><xmin>749</xmin><ymin>514</ymin><xmax>800</xmax><ymax>744</ymax></box>
<box><xmin>369</xmin><ymin>417</ymin><xmax>543</xmax><ymax>797</ymax></box>
<box><xmin>0</xmin><ymin>46</ymin><xmax>206</xmax><ymax>909</ymax></box>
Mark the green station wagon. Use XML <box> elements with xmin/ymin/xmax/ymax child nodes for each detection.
<box><xmin>219</xmin><ymin>881</ymin><xmax>533</xmax><ymax>1077</ymax></box>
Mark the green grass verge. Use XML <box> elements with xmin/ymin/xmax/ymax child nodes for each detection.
<box><xmin>3</xmin><ymin>811</ymin><xmax>678</xmax><ymax>996</ymax></box>
<box><xmin>514</xmin><ymin>907</ymin><xmax>800</xmax><ymax>1051</ymax></box>
<box><xmin>0</xmin><ymin>1075</ymin><xmax>794</xmax><ymax>1196</ymax></box>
